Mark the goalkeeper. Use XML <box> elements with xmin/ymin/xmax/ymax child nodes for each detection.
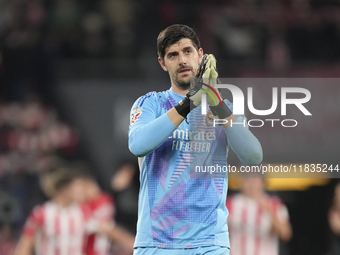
<box><xmin>128</xmin><ymin>24</ymin><xmax>263</xmax><ymax>255</ymax></box>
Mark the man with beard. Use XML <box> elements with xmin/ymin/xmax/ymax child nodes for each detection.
<box><xmin>128</xmin><ymin>24</ymin><xmax>263</xmax><ymax>255</ymax></box>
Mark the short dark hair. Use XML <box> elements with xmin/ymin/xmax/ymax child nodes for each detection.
<box><xmin>157</xmin><ymin>24</ymin><xmax>201</xmax><ymax>60</ymax></box>
<box><xmin>54</xmin><ymin>173</ymin><xmax>74</xmax><ymax>192</ymax></box>
<box><xmin>69</xmin><ymin>161</ymin><xmax>96</xmax><ymax>182</ymax></box>
<box><xmin>40</xmin><ymin>167</ymin><xmax>73</xmax><ymax>197</ymax></box>
<box><xmin>71</xmin><ymin>170</ymin><xmax>96</xmax><ymax>182</ymax></box>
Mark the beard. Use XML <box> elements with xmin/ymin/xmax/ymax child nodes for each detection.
<box><xmin>173</xmin><ymin>66</ymin><xmax>194</xmax><ymax>90</ymax></box>
<box><xmin>174</xmin><ymin>78</ymin><xmax>191</xmax><ymax>90</ymax></box>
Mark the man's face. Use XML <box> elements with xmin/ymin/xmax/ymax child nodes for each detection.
<box><xmin>241</xmin><ymin>178</ymin><xmax>265</xmax><ymax>197</ymax></box>
<box><xmin>158</xmin><ymin>38</ymin><xmax>203</xmax><ymax>90</ymax></box>
<box><xmin>70</xmin><ymin>179</ymin><xmax>88</xmax><ymax>203</ymax></box>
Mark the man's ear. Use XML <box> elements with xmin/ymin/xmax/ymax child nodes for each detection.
<box><xmin>158</xmin><ymin>57</ymin><xmax>168</xmax><ymax>72</ymax></box>
<box><xmin>198</xmin><ymin>48</ymin><xmax>204</xmax><ymax>63</ymax></box>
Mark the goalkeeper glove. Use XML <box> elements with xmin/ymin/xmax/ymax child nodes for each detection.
<box><xmin>202</xmin><ymin>54</ymin><xmax>233</xmax><ymax>119</ymax></box>
<box><xmin>174</xmin><ymin>54</ymin><xmax>210</xmax><ymax>118</ymax></box>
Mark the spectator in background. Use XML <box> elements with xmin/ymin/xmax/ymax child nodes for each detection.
<box><xmin>226</xmin><ymin>177</ymin><xmax>292</xmax><ymax>255</ymax></box>
<box><xmin>328</xmin><ymin>183</ymin><xmax>340</xmax><ymax>255</ymax></box>
<box><xmin>71</xmin><ymin>168</ymin><xmax>135</xmax><ymax>255</ymax></box>
<box><xmin>14</xmin><ymin>167</ymin><xmax>86</xmax><ymax>255</ymax></box>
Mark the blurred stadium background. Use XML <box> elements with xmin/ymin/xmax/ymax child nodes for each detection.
<box><xmin>0</xmin><ymin>0</ymin><xmax>340</xmax><ymax>254</ymax></box>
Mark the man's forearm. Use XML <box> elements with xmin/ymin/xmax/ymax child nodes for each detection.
<box><xmin>167</xmin><ymin>107</ymin><xmax>186</xmax><ymax>127</ymax></box>
<box><xmin>269</xmin><ymin>209</ymin><xmax>292</xmax><ymax>241</ymax></box>
<box><xmin>257</xmin><ymin>198</ymin><xmax>292</xmax><ymax>242</ymax></box>
<box><xmin>129</xmin><ymin>110</ymin><xmax>180</xmax><ymax>157</ymax></box>
<box><xmin>224</xmin><ymin>124</ymin><xmax>263</xmax><ymax>166</ymax></box>
<box><xmin>100</xmin><ymin>224</ymin><xmax>135</xmax><ymax>253</ymax></box>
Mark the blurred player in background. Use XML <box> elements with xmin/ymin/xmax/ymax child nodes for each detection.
<box><xmin>71</xmin><ymin>170</ymin><xmax>113</xmax><ymax>255</ymax></box>
<box><xmin>71</xmin><ymin>169</ymin><xmax>135</xmax><ymax>255</ymax></box>
<box><xmin>226</xmin><ymin>177</ymin><xmax>292</xmax><ymax>255</ymax></box>
<box><xmin>14</xmin><ymin>168</ymin><xmax>86</xmax><ymax>255</ymax></box>
<box><xmin>128</xmin><ymin>24</ymin><xmax>262</xmax><ymax>254</ymax></box>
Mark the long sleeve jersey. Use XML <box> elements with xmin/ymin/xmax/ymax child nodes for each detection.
<box><xmin>128</xmin><ymin>87</ymin><xmax>262</xmax><ymax>249</ymax></box>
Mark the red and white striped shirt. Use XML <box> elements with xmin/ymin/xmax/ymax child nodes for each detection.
<box><xmin>226</xmin><ymin>194</ymin><xmax>289</xmax><ymax>255</ymax></box>
<box><xmin>23</xmin><ymin>201</ymin><xmax>87</xmax><ymax>255</ymax></box>
<box><xmin>82</xmin><ymin>193</ymin><xmax>115</xmax><ymax>255</ymax></box>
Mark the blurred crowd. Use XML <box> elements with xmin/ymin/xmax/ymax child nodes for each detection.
<box><xmin>0</xmin><ymin>0</ymin><xmax>340</xmax><ymax>73</ymax></box>
<box><xmin>0</xmin><ymin>0</ymin><xmax>138</xmax><ymax>60</ymax></box>
<box><xmin>204</xmin><ymin>0</ymin><xmax>340</xmax><ymax>63</ymax></box>
<box><xmin>1</xmin><ymin>0</ymin><xmax>340</xmax><ymax>89</ymax></box>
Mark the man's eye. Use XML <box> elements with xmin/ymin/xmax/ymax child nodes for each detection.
<box><xmin>186</xmin><ymin>49</ymin><xmax>192</xmax><ymax>54</ymax></box>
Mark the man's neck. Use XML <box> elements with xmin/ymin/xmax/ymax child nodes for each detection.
<box><xmin>53</xmin><ymin>195</ymin><xmax>72</xmax><ymax>208</ymax></box>
<box><xmin>244</xmin><ymin>191</ymin><xmax>265</xmax><ymax>200</ymax></box>
<box><xmin>171</xmin><ymin>83</ymin><xmax>188</xmax><ymax>96</ymax></box>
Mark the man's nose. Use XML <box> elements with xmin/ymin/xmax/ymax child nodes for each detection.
<box><xmin>179</xmin><ymin>52</ymin><xmax>187</xmax><ymax>66</ymax></box>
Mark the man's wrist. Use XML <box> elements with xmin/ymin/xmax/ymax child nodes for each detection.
<box><xmin>210</xmin><ymin>101</ymin><xmax>232</xmax><ymax>119</ymax></box>
<box><xmin>174</xmin><ymin>97</ymin><xmax>193</xmax><ymax>118</ymax></box>
<box><xmin>222</xmin><ymin>114</ymin><xmax>237</xmax><ymax>129</ymax></box>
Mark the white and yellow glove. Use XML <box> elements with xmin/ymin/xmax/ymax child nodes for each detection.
<box><xmin>201</xmin><ymin>54</ymin><xmax>232</xmax><ymax>119</ymax></box>
<box><xmin>174</xmin><ymin>54</ymin><xmax>232</xmax><ymax>119</ymax></box>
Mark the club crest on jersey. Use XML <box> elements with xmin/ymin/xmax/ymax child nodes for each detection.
<box><xmin>131</xmin><ymin>108</ymin><xmax>142</xmax><ymax>124</ymax></box>
<box><xmin>206</xmin><ymin>111</ymin><xmax>217</xmax><ymax>125</ymax></box>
